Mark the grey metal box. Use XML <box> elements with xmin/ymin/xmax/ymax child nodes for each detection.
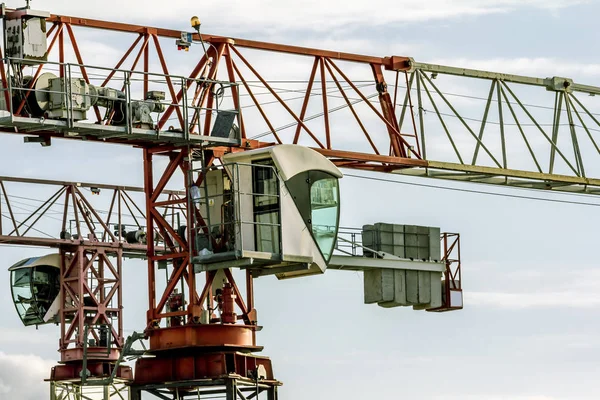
<box><xmin>417</xmin><ymin>247</ymin><xmax>430</xmax><ymax>260</ymax></box>
<box><xmin>363</xmin><ymin>223</ymin><xmax>442</xmax><ymax>261</ymax></box>
<box><xmin>405</xmin><ymin>233</ymin><xmax>418</xmax><ymax>247</ymax></box>
<box><xmin>417</xmin><ymin>234</ymin><xmax>429</xmax><ymax>247</ymax></box>
<box><xmin>417</xmin><ymin>226</ymin><xmax>430</xmax><ymax>234</ymax></box>
<box><xmin>418</xmin><ymin>271</ymin><xmax>431</xmax><ymax>304</ymax></box>
<box><xmin>362</xmin><ymin>225</ymin><xmax>375</xmax><ymax>256</ymax></box>
<box><xmin>429</xmin><ymin>272</ymin><xmax>442</xmax><ymax>308</ymax></box>
<box><xmin>362</xmin><ymin>227</ymin><xmax>375</xmax><ymax>245</ymax></box>
<box><xmin>378</xmin><ymin>269</ymin><xmax>410</xmax><ymax>308</ymax></box>
<box><xmin>374</xmin><ymin>223</ymin><xmax>394</xmax><ymax>232</ymax></box>
<box><xmin>405</xmin><ymin>246</ymin><xmax>419</xmax><ymax>259</ymax></box>
<box><xmin>379</xmin><ymin>232</ymin><xmax>394</xmax><ymax>245</ymax></box>
<box><xmin>362</xmin><ymin>233</ymin><xmax>374</xmax><ymax>248</ymax></box>
<box><xmin>364</xmin><ymin>269</ymin><xmax>395</xmax><ymax>304</ymax></box>
<box><xmin>413</xmin><ymin>271</ymin><xmax>444</xmax><ymax>310</ymax></box>
<box><xmin>404</xmin><ymin>225</ymin><xmax>418</xmax><ymax>234</ymax></box>
<box><xmin>405</xmin><ymin>270</ymin><xmax>419</xmax><ymax>304</ymax></box>
<box><xmin>391</xmin><ymin>245</ymin><xmax>405</xmax><ymax>258</ymax></box>
<box><xmin>379</xmin><ymin>245</ymin><xmax>394</xmax><ymax>254</ymax></box>
<box><xmin>393</xmin><ymin>269</ymin><xmax>408</xmax><ymax>305</ymax></box>
<box><xmin>429</xmin><ymin>227</ymin><xmax>441</xmax><ymax>261</ymax></box>
<box><xmin>393</xmin><ymin>234</ymin><xmax>405</xmax><ymax>246</ymax></box>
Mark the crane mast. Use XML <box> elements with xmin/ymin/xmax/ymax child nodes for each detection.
<box><xmin>2</xmin><ymin>2</ymin><xmax>598</xmax><ymax>400</ymax></box>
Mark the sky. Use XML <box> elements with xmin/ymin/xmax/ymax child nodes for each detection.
<box><xmin>1</xmin><ymin>0</ymin><xmax>600</xmax><ymax>399</ymax></box>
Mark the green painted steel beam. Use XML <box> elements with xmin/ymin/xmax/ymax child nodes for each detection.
<box><xmin>410</xmin><ymin>61</ymin><xmax>600</xmax><ymax>95</ymax></box>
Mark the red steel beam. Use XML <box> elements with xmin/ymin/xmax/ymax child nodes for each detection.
<box><xmin>157</xmin><ymin>49</ymin><xmax>212</xmax><ymax>130</ymax></box>
<box><xmin>323</xmin><ymin>60</ymin><xmax>380</xmax><ymax>155</ymax></box>
<box><xmin>0</xmin><ymin>174</ymin><xmax>180</xmax><ymax>194</ymax></box>
<box><xmin>74</xmin><ymin>187</ymin><xmax>117</xmax><ymax>242</ymax></box>
<box><xmin>155</xmin><ymin>259</ymin><xmax>189</xmax><ymax>315</ymax></box>
<box><xmin>152</xmin><ymin>34</ymin><xmax>185</xmax><ymax>129</ymax></box>
<box><xmin>101</xmin><ymin>34</ymin><xmax>143</xmax><ymax>87</ymax></box>
<box><xmin>150</xmin><ymin>151</ymin><xmax>185</xmax><ymax>203</ymax></box>
<box><xmin>293</xmin><ymin>57</ymin><xmax>319</xmax><ymax>144</ymax></box>
<box><xmin>224</xmin><ymin>48</ymin><xmax>245</xmax><ymax>139</ymax></box>
<box><xmin>230</xmin><ymin>58</ymin><xmax>282</xmax><ymax>144</ymax></box>
<box><xmin>143</xmin><ymin>149</ymin><xmax>157</xmax><ymax>321</ymax></box>
<box><xmin>404</xmin><ymin>71</ymin><xmax>422</xmax><ymax>156</ymax></box>
<box><xmin>143</xmin><ymin>32</ymin><xmax>150</xmax><ymax>96</ymax></box>
<box><xmin>48</xmin><ymin>14</ymin><xmax>411</xmax><ymax>69</ymax></box>
<box><xmin>65</xmin><ymin>24</ymin><xmax>103</xmax><ymax>122</ymax></box>
<box><xmin>198</xmin><ymin>270</ymin><xmax>217</xmax><ymax>308</ymax></box>
<box><xmin>0</xmin><ymin>181</ymin><xmax>19</xmax><ymax>235</ymax></box>
<box><xmin>319</xmin><ymin>57</ymin><xmax>331</xmax><ymax>149</ymax></box>
<box><xmin>230</xmin><ymin>45</ymin><xmax>325</xmax><ymax>148</ymax></box>
<box><xmin>371</xmin><ymin>63</ymin><xmax>404</xmax><ymax>157</ymax></box>
<box><xmin>0</xmin><ymin>47</ymin><xmax>10</xmax><ymax>112</ymax></box>
<box><xmin>313</xmin><ymin>148</ymin><xmax>427</xmax><ymax>167</ymax></box>
<box><xmin>102</xmin><ymin>189</ymin><xmax>118</xmax><ymax>242</ymax></box>
<box><xmin>59</xmin><ymin>26</ymin><xmax>64</xmax><ymax>78</ymax></box>
<box><xmin>18</xmin><ymin>186</ymin><xmax>66</xmax><ymax>237</ymax></box>
<box><xmin>325</xmin><ymin>58</ymin><xmax>415</xmax><ymax>158</ymax></box>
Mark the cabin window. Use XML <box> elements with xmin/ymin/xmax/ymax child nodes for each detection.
<box><xmin>285</xmin><ymin>170</ymin><xmax>341</xmax><ymax>262</ymax></box>
<box><xmin>11</xmin><ymin>268</ymin><xmax>36</xmax><ymax>323</ymax></box>
<box><xmin>10</xmin><ymin>265</ymin><xmax>59</xmax><ymax>326</ymax></box>
<box><xmin>252</xmin><ymin>160</ymin><xmax>281</xmax><ymax>254</ymax></box>
<box><xmin>309</xmin><ymin>173</ymin><xmax>340</xmax><ymax>262</ymax></box>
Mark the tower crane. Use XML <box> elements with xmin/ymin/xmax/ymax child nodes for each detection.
<box><xmin>0</xmin><ymin>2</ymin><xmax>597</xmax><ymax>399</ymax></box>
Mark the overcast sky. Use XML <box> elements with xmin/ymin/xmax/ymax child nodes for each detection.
<box><xmin>1</xmin><ymin>1</ymin><xmax>600</xmax><ymax>399</ymax></box>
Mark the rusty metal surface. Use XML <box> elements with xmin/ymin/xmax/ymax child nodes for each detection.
<box><xmin>147</xmin><ymin>324</ymin><xmax>259</xmax><ymax>353</ymax></box>
<box><xmin>59</xmin><ymin>246</ymin><xmax>124</xmax><ymax>363</ymax></box>
<box><xmin>60</xmin><ymin>348</ymin><xmax>121</xmax><ymax>363</ymax></box>
<box><xmin>427</xmin><ymin>233</ymin><xmax>462</xmax><ymax>312</ymax></box>
<box><xmin>46</xmin><ymin>14</ymin><xmax>400</xmax><ymax>67</ymax></box>
<box><xmin>50</xmin><ymin>362</ymin><xmax>132</xmax><ymax>382</ymax></box>
<box><xmin>134</xmin><ymin>351</ymin><xmax>275</xmax><ymax>385</ymax></box>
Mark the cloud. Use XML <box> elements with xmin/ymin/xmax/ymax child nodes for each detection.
<box><xmin>529</xmin><ymin>333</ymin><xmax>599</xmax><ymax>350</ymax></box>
<box><xmin>435</xmin><ymin>396</ymin><xmax>561</xmax><ymax>400</ymax></box>
<box><xmin>468</xmin><ymin>290</ymin><xmax>600</xmax><ymax>309</ymax></box>
<box><xmin>32</xmin><ymin>0</ymin><xmax>587</xmax><ymax>33</ymax></box>
<box><xmin>0</xmin><ymin>352</ymin><xmax>54</xmax><ymax>400</ymax></box>
<box><xmin>0</xmin><ymin>327</ymin><xmax>56</xmax><ymax>345</ymax></box>
<box><xmin>466</xmin><ymin>266</ymin><xmax>600</xmax><ymax>309</ymax></box>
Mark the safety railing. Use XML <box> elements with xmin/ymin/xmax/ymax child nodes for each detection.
<box><xmin>335</xmin><ymin>227</ymin><xmax>460</xmax><ymax>265</ymax></box>
<box><xmin>335</xmin><ymin>227</ymin><xmax>365</xmax><ymax>256</ymax></box>
<box><xmin>1</xmin><ymin>57</ymin><xmax>241</xmax><ymax>144</ymax></box>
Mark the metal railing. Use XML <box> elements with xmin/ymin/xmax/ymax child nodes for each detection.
<box><xmin>1</xmin><ymin>57</ymin><xmax>241</xmax><ymax>143</ymax></box>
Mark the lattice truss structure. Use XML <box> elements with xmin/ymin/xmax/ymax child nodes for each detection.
<box><xmin>0</xmin><ymin>11</ymin><xmax>599</xmax><ymax>193</ymax></box>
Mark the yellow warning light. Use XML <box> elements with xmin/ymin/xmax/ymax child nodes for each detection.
<box><xmin>191</xmin><ymin>16</ymin><xmax>201</xmax><ymax>29</ymax></box>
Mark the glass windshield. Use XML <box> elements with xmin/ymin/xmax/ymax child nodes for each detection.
<box><xmin>310</xmin><ymin>176</ymin><xmax>340</xmax><ymax>262</ymax></box>
<box><xmin>10</xmin><ymin>265</ymin><xmax>59</xmax><ymax>326</ymax></box>
<box><xmin>11</xmin><ymin>268</ymin><xmax>42</xmax><ymax>325</ymax></box>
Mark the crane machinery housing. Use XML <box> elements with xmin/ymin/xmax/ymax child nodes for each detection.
<box><xmin>2</xmin><ymin>1</ymin><xmax>598</xmax><ymax>399</ymax></box>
